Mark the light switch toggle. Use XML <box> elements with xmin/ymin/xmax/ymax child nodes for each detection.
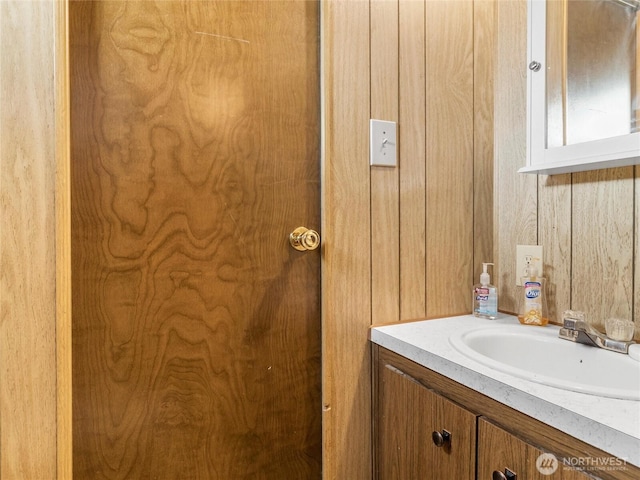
<box><xmin>370</xmin><ymin>119</ymin><xmax>397</xmax><ymax>167</ymax></box>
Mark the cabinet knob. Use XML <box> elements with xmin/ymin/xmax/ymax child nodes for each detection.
<box><xmin>431</xmin><ymin>429</ymin><xmax>451</xmax><ymax>448</ymax></box>
<box><xmin>492</xmin><ymin>468</ymin><xmax>517</xmax><ymax>480</ymax></box>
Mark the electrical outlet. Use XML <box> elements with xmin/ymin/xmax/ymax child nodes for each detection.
<box><xmin>516</xmin><ymin>245</ymin><xmax>543</xmax><ymax>286</ymax></box>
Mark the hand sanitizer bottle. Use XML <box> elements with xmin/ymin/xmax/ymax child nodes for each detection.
<box><xmin>473</xmin><ymin>263</ymin><xmax>498</xmax><ymax>319</ymax></box>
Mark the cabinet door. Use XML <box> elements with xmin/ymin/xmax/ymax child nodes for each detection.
<box><xmin>376</xmin><ymin>363</ymin><xmax>476</xmax><ymax>479</ymax></box>
<box><xmin>478</xmin><ymin>418</ymin><xmax>595</xmax><ymax>480</ymax></box>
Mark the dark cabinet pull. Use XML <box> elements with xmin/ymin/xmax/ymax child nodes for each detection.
<box><xmin>492</xmin><ymin>468</ymin><xmax>517</xmax><ymax>480</ymax></box>
<box><xmin>431</xmin><ymin>429</ymin><xmax>451</xmax><ymax>448</ymax></box>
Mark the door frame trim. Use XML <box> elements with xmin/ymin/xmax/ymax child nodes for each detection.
<box><xmin>55</xmin><ymin>0</ymin><xmax>73</xmax><ymax>477</ymax></box>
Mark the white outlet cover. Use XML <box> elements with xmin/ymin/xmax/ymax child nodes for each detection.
<box><xmin>370</xmin><ymin>119</ymin><xmax>397</xmax><ymax>167</ymax></box>
<box><xmin>516</xmin><ymin>244</ymin><xmax>543</xmax><ymax>286</ymax></box>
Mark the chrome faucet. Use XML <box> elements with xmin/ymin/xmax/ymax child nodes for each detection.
<box><xmin>559</xmin><ymin>316</ymin><xmax>635</xmax><ymax>354</ymax></box>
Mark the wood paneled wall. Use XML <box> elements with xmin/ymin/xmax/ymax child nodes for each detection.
<box><xmin>494</xmin><ymin>0</ymin><xmax>640</xmax><ymax>339</ymax></box>
<box><xmin>0</xmin><ymin>2</ymin><xmax>59</xmax><ymax>478</ymax></box>
<box><xmin>12</xmin><ymin>1</ymin><xmax>640</xmax><ymax>479</ymax></box>
<box><xmin>322</xmin><ymin>0</ymin><xmax>493</xmax><ymax>478</ymax></box>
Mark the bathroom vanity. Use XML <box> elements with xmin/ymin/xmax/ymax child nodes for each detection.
<box><xmin>370</xmin><ymin>315</ymin><xmax>640</xmax><ymax>479</ymax></box>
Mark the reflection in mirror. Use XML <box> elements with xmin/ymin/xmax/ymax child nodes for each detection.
<box><xmin>546</xmin><ymin>0</ymin><xmax>639</xmax><ymax>149</ymax></box>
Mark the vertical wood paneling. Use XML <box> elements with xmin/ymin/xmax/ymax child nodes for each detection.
<box><xmin>494</xmin><ymin>0</ymin><xmax>536</xmax><ymax>314</ymax></box>
<box><xmin>55</xmin><ymin>0</ymin><xmax>73</xmax><ymax>477</ymax></box>
<box><xmin>0</xmin><ymin>2</ymin><xmax>58</xmax><ymax>478</ymax></box>
<box><xmin>371</xmin><ymin>0</ymin><xmax>400</xmax><ymax>324</ymax></box>
<box><xmin>425</xmin><ymin>0</ymin><xmax>475</xmax><ymax>316</ymax></box>
<box><xmin>538</xmin><ymin>174</ymin><xmax>572</xmax><ymax>323</ymax></box>
<box><xmin>572</xmin><ymin>168</ymin><xmax>634</xmax><ymax>331</ymax></box>
<box><xmin>399</xmin><ymin>0</ymin><xmax>426</xmax><ymax>320</ymax></box>
<box><xmin>473</xmin><ymin>0</ymin><xmax>496</xmax><ymax>290</ymax></box>
<box><xmin>321</xmin><ymin>1</ymin><xmax>372</xmax><ymax>478</ymax></box>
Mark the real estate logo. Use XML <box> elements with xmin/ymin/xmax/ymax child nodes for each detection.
<box><xmin>536</xmin><ymin>453</ymin><xmax>559</xmax><ymax>475</ymax></box>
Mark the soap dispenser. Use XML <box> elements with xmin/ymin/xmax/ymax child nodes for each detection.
<box><xmin>473</xmin><ymin>263</ymin><xmax>498</xmax><ymax>319</ymax></box>
<box><xmin>517</xmin><ymin>261</ymin><xmax>548</xmax><ymax>326</ymax></box>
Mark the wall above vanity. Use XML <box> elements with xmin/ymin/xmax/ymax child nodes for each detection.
<box><xmin>522</xmin><ymin>0</ymin><xmax>640</xmax><ymax>175</ymax></box>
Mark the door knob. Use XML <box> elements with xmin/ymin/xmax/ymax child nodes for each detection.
<box><xmin>289</xmin><ymin>227</ymin><xmax>320</xmax><ymax>251</ymax></box>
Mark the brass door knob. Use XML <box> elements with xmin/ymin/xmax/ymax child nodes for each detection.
<box><xmin>289</xmin><ymin>227</ymin><xmax>320</xmax><ymax>251</ymax></box>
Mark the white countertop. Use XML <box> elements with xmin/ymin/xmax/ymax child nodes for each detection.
<box><xmin>370</xmin><ymin>314</ymin><xmax>640</xmax><ymax>468</ymax></box>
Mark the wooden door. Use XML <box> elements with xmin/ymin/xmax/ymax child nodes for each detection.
<box><xmin>69</xmin><ymin>1</ymin><xmax>321</xmax><ymax>478</ymax></box>
<box><xmin>376</xmin><ymin>357</ymin><xmax>476</xmax><ymax>479</ymax></box>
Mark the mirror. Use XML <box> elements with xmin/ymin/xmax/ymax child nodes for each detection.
<box><xmin>523</xmin><ymin>0</ymin><xmax>640</xmax><ymax>174</ymax></box>
<box><xmin>547</xmin><ymin>0</ymin><xmax>638</xmax><ymax>147</ymax></box>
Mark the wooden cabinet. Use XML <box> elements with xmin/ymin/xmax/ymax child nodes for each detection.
<box><xmin>377</xmin><ymin>363</ymin><xmax>475</xmax><ymax>479</ymax></box>
<box><xmin>374</xmin><ymin>345</ymin><xmax>640</xmax><ymax>480</ymax></box>
<box><xmin>478</xmin><ymin>418</ymin><xmax>592</xmax><ymax>480</ymax></box>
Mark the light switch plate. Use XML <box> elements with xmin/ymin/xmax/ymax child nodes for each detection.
<box><xmin>516</xmin><ymin>244</ymin><xmax>543</xmax><ymax>286</ymax></box>
<box><xmin>370</xmin><ymin>119</ymin><xmax>397</xmax><ymax>167</ymax></box>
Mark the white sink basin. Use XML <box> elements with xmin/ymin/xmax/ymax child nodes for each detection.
<box><xmin>449</xmin><ymin>325</ymin><xmax>640</xmax><ymax>401</ymax></box>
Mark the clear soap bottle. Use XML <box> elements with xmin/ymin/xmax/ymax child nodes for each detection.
<box><xmin>473</xmin><ymin>262</ymin><xmax>498</xmax><ymax>319</ymax></box>
<box><xmin>518</xmin><ymin>264</ymin><xmax>548</xmax><ymax>326</ymax></box>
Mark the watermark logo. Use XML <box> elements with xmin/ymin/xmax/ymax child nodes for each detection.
<box><xmin>536</xmin><ymin>453</ymin><xmax>629</xmax><ymax>475</ymax></box>
<box><xmin>536</xmin><ymin>453</ymin><xmax>559</xmax><ymax>476</ymax></box>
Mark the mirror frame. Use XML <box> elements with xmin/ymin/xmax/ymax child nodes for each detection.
<box><xmin>522</xmin><ymin>0</ymin><xmax>640</xmax><ymax>175</ymax></box>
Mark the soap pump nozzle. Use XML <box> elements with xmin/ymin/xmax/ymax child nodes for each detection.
<box><xmin>480</xmin><ymin>262</ymin><xmax>494</xmax><ymax>287</ymax></box>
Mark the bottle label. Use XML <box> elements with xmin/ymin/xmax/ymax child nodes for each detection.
<box><xmin>474</xmin><ymin>286</ymin><xmax>497</xmax><ymax>317</ymax></box>
<box><xmin>524</xmin><ymin>281</ymin><xmax>542</xmax><ymax>309</ymax></box>
<box><xmin>474</xmin><ymin>287</ymin><xmax>489</xmax><ymax>302</ymax></box>
<box><xmin>525</xmin><ymin>281</ymin><xmax>541</xmax><ymax>299</ymax></box>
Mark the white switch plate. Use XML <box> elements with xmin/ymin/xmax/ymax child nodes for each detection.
<box><xmin>516</xmin><ymin>244</ymin><xmax>543</xmax><ymax>286</ymax></box>
<box><xmin>370</xmin><ymin>119</ymin><xmax>397</xmax><ymax>167</ymax></box>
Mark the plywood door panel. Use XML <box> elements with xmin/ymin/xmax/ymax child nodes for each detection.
<box><xmin>69</xmin><ymin>1</ymin><xmax>321</xmax><ymax>478</ymax></box>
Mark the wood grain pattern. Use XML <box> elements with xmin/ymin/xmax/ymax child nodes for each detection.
<box><xmin>56</xmin><ymin>0</ymin><xmax>73</xmax><ymax>477</ymax></box>
<box><xmin>572</xmin><ymin>168</ymin><xmax>634</xmax><ymax>331</ymax></box>
<box><xmin>494</xmin><ymin>0</ymin><xmax>538</xmax><ymax>314</ymax></box>
<box><xmin>376</xmin><ymin>346</ymin><xmax>640</xmax><ymax>480</ymax></box>
<box><xmin>477</xmin><ymin>418</ymin><xmax>530</xmax><ymax>480</ymax></box>
<box><xmin>70</xmin><ymin>2</ymin><xmax>321</xmax><ymax>478</ymax></box>
<box><xmin>0</xmin><ymin>2</ymin><xmax>58</xmax><ymax>478</ymax></box>
<box><xmin>479</xmin><ymin>419</ymin><xmax>595</xmax><ymax>479</ymax></box>
<box><xmin>495</xmin><ymin>0</ymin><xmax>640</xmax><ymax>338</ymax></box>
<box><xmin>371</xmin><ymin>0</ymin><xmax>400</xmax><ymax>325</ymax></box>
<box><xmin>321</xmin><ymin>1</ymin><xmax>373</xmax><ymax>478</ymax></box>
<box><xmin>399</xmin><ymin>0</ymin><xmax>427</xmax><ymax>320</ymax></box>
<box><xmin>425</xmin><ymin>0</ymin><xmax>474</xmax><ymax>316</ymax></box>
<box><xmin>538</xmin><ymin>174</ymin><xmax>572</xmax><ymax>325</ymax></box>
<box><xmin>376</xmin><ymin>362</ymin><xmax>476</xmax><ymax>479</ymax></box>
<box><xmin>473</xmin><ymin>0</ymin><xmax>496</xmax><ymax>291</ymax></box>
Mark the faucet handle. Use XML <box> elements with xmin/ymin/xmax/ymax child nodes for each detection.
<box><xmin>562</xmin><ymin>310</ymin><xmax>586</xmax><ymax>330</ymax></box>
